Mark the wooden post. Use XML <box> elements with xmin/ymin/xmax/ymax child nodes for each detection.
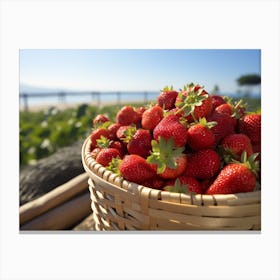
<box><xmin>117</xmin><ymin>91</ymin><xmax>121</xmax><ymax>104</ymax></box>
<box><xmin>58</xmin><ymin>92</ymin><xmax>66</xmax><ymax>103</ymax></box>
<box><xmin>144</xmin><ymin>91</ymin><xmax>148</xmax><ymax>103</ymax></box>
<box><xmin>96</xmin><ymin>92</ymin><xmax>101</xmax><ymax>107</ymax></box>
<box><xmin>22</xmin><ymin>93</ymin><xmax>28</xmax><ymax>112</ymax></box>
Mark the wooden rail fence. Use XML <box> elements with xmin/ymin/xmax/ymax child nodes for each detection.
<box><xmin>20</xmin><ymin>91</ymin><xmax>157</xmax><ymax>111</ymax></box>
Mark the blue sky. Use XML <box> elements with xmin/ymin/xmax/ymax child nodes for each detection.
<box><xmin>19</xmin><ymin>49</ymin><xmax>261</xmax><ymax>94</ymax></box>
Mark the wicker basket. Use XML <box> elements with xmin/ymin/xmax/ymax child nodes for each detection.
<box><xmin>82</xmin><ymin>136</ymin><xmax>261</xmax><ymax>231</ymax></box>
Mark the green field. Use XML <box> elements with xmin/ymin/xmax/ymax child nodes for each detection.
<box><xmin>20</xmin><ymin>97</ymin><xmax>260</xmax><ymax>168</ymax></box>
<box><xmin>20</xmin><ymin>103</ymin><xmax>134</xmax><ymax>167</ymax></box>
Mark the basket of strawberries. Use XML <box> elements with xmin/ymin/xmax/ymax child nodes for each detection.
<box><xmin>81</xmin><ymin>83</ymin><xmax>261</xmax><ymax>230</ymax></box>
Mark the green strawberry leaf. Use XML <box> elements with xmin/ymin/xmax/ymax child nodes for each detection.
<box><xmin>175</xmin><ymin>85</ymin><xmax>207</xmax><ymax>117</ymax></box>
<box><xmin>93</xmin><ymin>120</ymin><xmax>112</xmax><ymax>130</ymax></box>
<box><xmin>165</xmin><ymin>178</ymin><xmax>188</xmax><ymax>193</ymax></box>
<box><xmin>147</xmin><ymin>137</ymin><xmax>185</xmax><ymax>174</ymax></box>
<box><xmin>106</xmin><ymin>156</ymin><xmax>122</xmax><ymax>175</ymax></box>
<box><xmin>165</xmin><ymin>178</ymin><xmax>196</xmax><ymax>194</ymax></box>
<box><xmin>96</xmin><ymin>135</ymin><xmax>112</xmax><ymax>148</ymax></box>
<box><xmin>122</xmin><ymin>126</ymin><xmax>137</xmax><ymax>143</ymax></box>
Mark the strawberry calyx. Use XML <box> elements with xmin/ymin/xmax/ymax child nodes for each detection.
<box><xmin>122</xmin><ymin>126</ymin><xmax>137</xmax><ymax>143</ymax></box>
<box><xmin>164</xmin><ymin>178</ymin><xmax>187</xmax><ymax>193</ymax></box>
<box><xmin>93</xmin><ymin>120</ymin><xmax>112</xmax><ymax>130</ymax></box>
<box><xmin>106</xmin><ymin>156</ymin><xmax>122</xmax><ymax>175</ymax></box>
<box><xmin>147</xmin><ymin>137</ymin><xmax>185</xmax><ymax>174</ymax></box>
<box><xmin>161</xmin><ymin>85</ymin><xmax>174</xmax><ymax>92</ymax></box>
<box><xmin>223</xmin><ymin>97</ymin><xmax>247</xmax><ymax>119</ymax></box>
<box><xmin>96</xmin><ymin>135</ymin><xmax>113</xmax><ymax>148</ymax></box>
<box><xmin>218</xmin><ymin>146</ymin><xmax>239</xmax><ymax>166</ymax></box>
<box><xmin>164</xmin><ymin>178</ymin><xmax>196</xmax><ymax>194</ymax></box>
<box><xmin>232</xmin><ymin>151</ymin><xmax>260</xmax><ymax>177</ymax></box>
<box><xmin>189</xmin><ymin>117</ymin><xmax>217</xmax><ymax>129</ymax></box>
<box><xmin>175</xmin><ymin>83</ymin><xmax>207</xmax><ymax>119</ymax></box>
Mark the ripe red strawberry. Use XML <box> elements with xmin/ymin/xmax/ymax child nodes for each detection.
<box><xmin>187</xmin><ymin>118</ymin><xmax>216</xmax><ymax>151</ymax></box>
<box><xmin>96</xmin><ymin>135</ymin><xmax>126</xmax><ymax>158</ymax></box>
<box><xmin>205</xmin><ymin>152</ymin><xmax>259</xmax><ymax>194</ymax></box>
<box><xmin>90</xmin><ymin>128</ymin><xmax>111</xmax><ymax>148</ymax></box>
<box><xmin>119</xmin><ymin>154</ymin><xmax>156</xmax><ymax>184</ymax></box>
<box><xmin>141</xmin><ymin>175</ymin><xmax>165</xmax><ymax>190</ymax></box>
<box><xmin>211</xmin><ymin>95</ymin><xmax>226</xmax><ymax>109</ymax></box>
<box><xmin>147</xmin><ymin>137</ymin><xmax>187</xmax><ymax>179</ymax></box>
<box><xmin>238</xmin><ymin>113</ymin><xmax>261</xmax><ymax>144</ymax></box>
<box><xmin>185</xmin><ymin>149</ymin><xmax>221</xmax><ymax>179</ymax></box>
<box><xmin>125</xmin><ymin>128</ymin><xmax>152</xmax><ymax>158</ymax></box>
<box><xmin>207</xmin><ymin>112</ymin><xmax>236</xmax><ymax>145</ymax></box>
<box><xmin>164</xmin><ymin>175</ymin><xmax>203</xmax><ymax>194</ymax></box>
<box><xmin>141</xmin><ymin>104</ymin><xmax>164</xmax><ymax>130</ymax></box>
<box><xmin>116</xmin><ymin>125</ymin><xmax>134</xmax><ymax>140</ymax></box>
<box><xmin>220</xmin><ymin>133</ymin><xmax>253</xmax><ymax>161</ymax></box>
<box><xmin>175</xmin><ymin>83</ymin><xmax>213</xmax><ymax>122</ymax></box>
<box><xmin>156</xmin><ymin>154</ymin><xmax>187</xmax><ymax>179</ymax></box>
<box><xmin>214</xmin><ymin>103</ymin><xmax>233</xmax><ymax>116</ymax></box>
<box><xmin>157</xmin><ymin>86</ymin><xmax>178</xmax><ymax>110</ymax></box>
<box><xmin>92</xmin><ymin>114</ymin><xmax>110</xmax><ymax>127</ymax></box>
<box><xmin>108</xmin><ymin>123</ymin><xmax>122</xmax><ymax>140</ymax></box>
<box><xmin>200</xmin><ymin>178</ymin><xmax>215</xmax><ymax>193</ymax></box>
<box><xmin>214</xmin><ymin>98</ymin><xmax>247</xmax><ymax>120</ymax></box>
<box><xmin>116</xmin><ymin>106</ymin><xmax>139</xmax><ymax>125</ymax></box>
<box><xmin>134</xmin><ymin>106</ymin><xmax>146</xmax><ymax>126</ymax></box>
<box><xmin>95</xmin><ymin>148</ymin><xmax>121</xmax><ymax>167</ymax></box>
<box><xmin>153</xmin><ymin>114</ymin><xmax>188</xmax><ymax>147</ymax></box>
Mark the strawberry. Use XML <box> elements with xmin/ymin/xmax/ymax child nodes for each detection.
<box><xmin>116</xmin><ymin>105</ymin><xmax>139</xmax><ymax>126</ymax></box>
<box><xmin>215</xmin><ymin>98</ymin><xmax>247</xmax><ymax>119</ymax></box>
<box><xmin>119</xmin><ymin>154</ymin><xmax>156</xmax><ymax>184</ymax></box>
<box><xmin>141</xmin><ymin>104</ymin><xmax>164</xmax><ymax>130</ymax></box>
<box><xmin>175</xmin><ymin>83</ymin><xmax>213</xmax><ymax>122</ymax></box>
<box><xmin>205</xmin><ymin>152</ymin><xmax>259</xmax><ymax>194</ymax></box>
<box><xmin>141</xmin><ymin>175</ymin><xmax>165</xmax><ymax>190</ymax></box>
<box><xmin>220</xmin><ymin>133</ymin><xmax>253</xmax><ymax>161</ymax></box>
<box><xmin>238</xmin><ymin>113</ymin><xmax>261</xmax><ymax>144</ymax></box>
<box><xmin>153</xmin><ymin>114</ymin><xmax>188</xmax><ymax>147</ymax></box>
<box><xmin>211</xmin><ymin>95</ymin><xmax>226</xmax><ymax>109</ymax></box>
<box><xmin>124</xmin><ymin>128</ymin><xmax>152</xmax><ymax>158</ymax></box>
<box><xmin>164</xmin><ymin>176</ymin><xmax>203</xmax><ymax>194</ymax></box>
<box><xmin>185</xmin><ymin>149</ymin><xmax>221</xmax><ymax>179</ymax></box>
<box><xmin>92</xmin><ymin>114</ymin><xmax>110</xmax><ymax>127</ymax></box>
<box><xmin>214</xmin><ymin>103</ymin><xmax>233</xmax><ymax>116</ymax></box>
<box><xmin>95</xmin><ymin>148</ymin><xmax>121</xmax><ymax>167</ymax></box>
<box><xmin>90</xmin><ymin>128</ymin><xmax>111</xmax><ymax>148</ymax></box>
<box><xmin>96</xmin><ymin>135</ymin><xmax>126</xmax><ymax>158</ymax></box>
<box><xmin>200</xmin><ymin>178</ymin><xmax>215</xmax><ymax>193</ymax></box>
<box><xmin>207</xmin><ymin>112</ymin><xmax>236</xmax><ymax>145</ymax></box>
<box><xmin>134</xmin><ymin>106</ymin><xmax>146</xmax><ymax>127</ymax></box>
<box><xmin>187</xmin><ymin>117</ymin><xmax>216</xmax><ymax>151</ymax></box>
<box><xmin>108</xmin><ymin>123</ymin><xmax>122</xmax><ymax>140</ymax></box>
<box><xmin>116</xmin><ymin>125</ymin><xmax>134</xmax><ymax>141</ymax></box>
<box><xmin>147</xmin><ymin>137</ymin><xmax>187</xmax><ymax>179</ymax></box>
<box><xmin>157</xmin><ymin>86</ymin><xmax>178</xmax><ymax>110</ymax></box>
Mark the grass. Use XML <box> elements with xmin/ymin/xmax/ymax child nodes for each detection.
<box><xmin>20</xmin><ymin>103</ymin><xmax>143</xmax><ymax>167</ymax></box>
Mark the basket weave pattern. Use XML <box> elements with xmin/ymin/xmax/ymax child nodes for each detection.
<box><xmin>82</xmin><ymin>137</ymin><xmax>261</xmax><ymax>231</ymax></box>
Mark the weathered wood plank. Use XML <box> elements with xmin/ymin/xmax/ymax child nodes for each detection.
<box><xmin>20</xmin><ymin>173</ymin><xmax>89</xmax><ymax>225</ymax></box>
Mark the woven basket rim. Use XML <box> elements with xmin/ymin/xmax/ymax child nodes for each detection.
<box><xmin>81</xmin><ymin>136</ymin><xmax>261</xmax><ymax>206</ymax></box>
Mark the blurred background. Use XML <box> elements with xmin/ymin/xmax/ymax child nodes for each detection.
<box><xmin>19</xmin><ymin>49</ymin><xmax>261</xmax><ymax>168</ymax></box>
